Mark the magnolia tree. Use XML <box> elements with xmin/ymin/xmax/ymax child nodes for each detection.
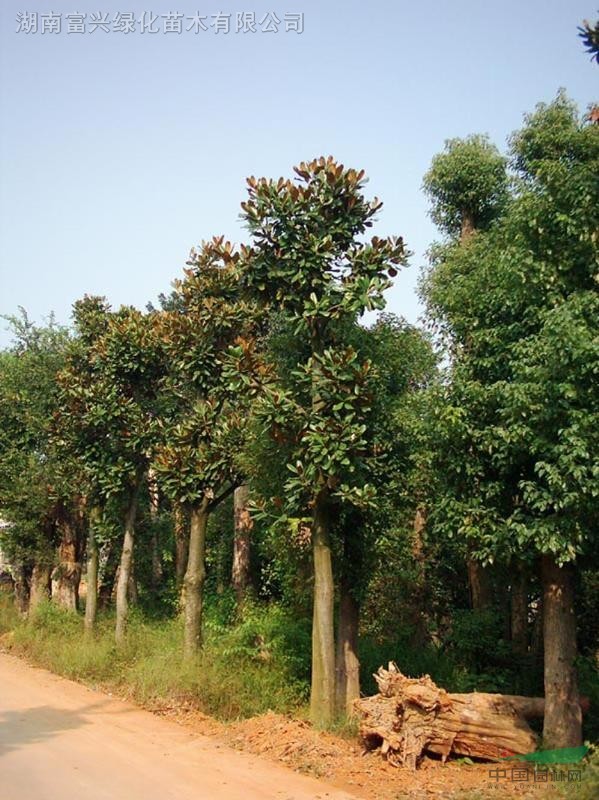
<box><xmin>56</xmin><ymin>297</ymin><xmax>164</xmax><ymax>642</ymax></box>
<box><xmin>240</xmin><ymin>157</ymin><xmax>407</xmax><ymax>725</ymax></box>
<box><xmin>154</xmin><ymin>237</ymin><xmax>264</xmax><ymax>658</ymax></box>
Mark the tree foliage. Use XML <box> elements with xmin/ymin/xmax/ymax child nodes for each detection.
<box><xmin>0</xmin><ymin>311</ymin><xmax>70</xmax><ymax>571</ymax></box>
<box><xmin>422</xmin><ymin>135</ymin><xmax>508</xmax><ymax>238</ymax></box>
<box><xmin>423</xmin><ymin>95</ymin><xmax>599</xmax><ymax>566</ymax></box>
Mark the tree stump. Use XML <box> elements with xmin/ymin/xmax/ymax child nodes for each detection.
<box><xmin>355</xmin><ymin>663</ymin><xmax>539</xmax><ymax>769</ymax></box>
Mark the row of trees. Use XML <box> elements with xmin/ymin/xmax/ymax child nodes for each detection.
<box><xmin>0</xmin><ymin>96</ymin><xmax>597</xmax><ymax>747</ymax></box>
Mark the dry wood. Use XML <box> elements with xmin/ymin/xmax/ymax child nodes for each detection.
<box><xmin>355</xmin><ymin>663</ymin><xmax>539</xmax><ymax>769</ymax></box>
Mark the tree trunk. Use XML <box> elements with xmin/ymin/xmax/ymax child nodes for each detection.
<box><xmin>467</xmin><ymin>558</ymin><xmax>493</xmax><ymax>611</ymax></box>
<box><xmin>84</xmin><ymin>512</ymin><xmax>99</xmax><ymax>634</ymax></box>
<box><xmin>12</xmin><ymin>564</ymin><xmax>30</xmax><ymax>615</ymax></box>
<box><xmin>232</xmin><ymin>484</ymin><xmax>253</xmax><ymax>608</ymax></box>
<box><xmin>29</xmin><ymin>563</ymin><xmax>51</xmax><ymax>611</ymax></box>
<box><xmin>127</xmin><ymin>559</ymin><xmax>138</xmax><ymax>606</ymax></box>
<box><xmin>335</xmin><ymin>586</ymin><xmax>360</xmax><ymax>718</ymax></box>
<box><xmin>460</xmin><ymin>211</ymin><xmax>476</xmax><ymax>243</ymax></box>
<box><xmin>173</xmin><ymin>504</ymin><xmax>188</xmax><ymax>594</ymax></box>
<box><xmin>410</xmin><ymin>507</ymin><xmax>430</xmax><ymax>646</ymax></box>
<box><xmin>310</xmin><ymin>487</ymin><xmax>335</xmax><ymax>727</ymax></box>
<box><xmin>215</xmin><ymin>532</ymin><xmax>227</xmax><ymax>596</ymax></box>
<box><xmin>530</xmin><ymin>594</ymin><xmax>543</xmax><ymax>667</ymax></box>
<box><xmin>115</xmin><ymin>481</ymin><xmax>141</xmax><ymax>646</ymax></box>
<box><xmin>52</xmin><ymin>518</ymin><xmax>82</xmax><ymax>611</ymax></box>
<box><xmin>510</xmin><ymin>563</ymin><xmax>529</xmax><ymax>656</ymax></box>
<box><xmin>98</xmin><ymin>543</ymin><xmax>117</xmax><ymax>610</ymax></box>
<box><xmin>183</xmin><ymin>500</ymin><xmax>209</xmax><ymax>658</ymax></box>
<box><xmin>149</xmin><ymin>531</ymin><xmax>162</xmax><ymax>592</ymax></box>
<box><xmin>148</xmin><ymin>469</ymin><xmax>163</xmax><ymax>592</ymax></box>
<box><xmin>540</xmin><ymin>555</ymin><xmax>582</xmax><ymax>748</ymax></box>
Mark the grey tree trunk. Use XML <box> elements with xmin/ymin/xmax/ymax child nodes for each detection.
<box><xmin>29</xmin><ymin>563</ymin><xmax>52</xmax><ymax>611</ymax></box>
<box><xmin>84</xmin><ymin>512</ymin><xmax>99</xmax><ymax>634</ymax></box>
<box><xmin>310</xmin><ymin>487</ymin><xmax>335</xmax><ymax>727</ymax></box>
<box><xmin>461</xmin><ymin>211</ymin><xmax>494</xmax><ymax>613</ymax></box>
<box><xmin>335</xmin><ymin>587</ymin><xmax>360</xmax><ymax>718</ymax></box>
<box><xmin>232</xmin><ymin>484</ymin><xmax>252</xmax><ymax>608</ymax></box>
<box><xmin>541</xmin><ymin>555</ymin><xmax>582</xmax><ymax>748</ymax></box>
<box><xmin>115</xmin><ymin>482</ymin><xmax>141</xmax><ymax>646</ymax></box>
<box><xmin>183</xmin><ymin>500</ymin><xmax>209</xmax><ymax>658</ymax></box>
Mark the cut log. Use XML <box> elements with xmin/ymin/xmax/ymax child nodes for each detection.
<box><xmin>450</xmin><ymin>693</ymin><xmax>545</xmax><ymax>720</ymax></box>
<box><xmin>355</xmin><ymin>663</ymin><xmax>540</xmax><ymax>769</ymax></box>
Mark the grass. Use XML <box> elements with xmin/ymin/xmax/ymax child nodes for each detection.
<box><xmin>0</xmin><ymin>594</ymin><xmax>310</xmax><ymax>721</ymax></box>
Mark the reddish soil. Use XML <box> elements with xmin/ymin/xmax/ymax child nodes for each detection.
<box><xmin>155</xmin><ymin>707</ymin><xmax>559</xmax><ymax>799</ymax></box>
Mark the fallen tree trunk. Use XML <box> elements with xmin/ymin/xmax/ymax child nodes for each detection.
<box><xmin>355</xmin><ymin>663</ymin><xmax>540</xmax><ymax>769</ymax></box>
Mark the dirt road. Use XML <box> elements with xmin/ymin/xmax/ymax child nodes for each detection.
<box><xmin>0</xmin><ymin>652</ymin><xmax>357</xmax><ymax>800</ymax></box>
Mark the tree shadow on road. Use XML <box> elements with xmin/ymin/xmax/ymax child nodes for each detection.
<box><xmin>0</xmin><ymin>702</ymin><xmax>110</xmax><ymax>757</ymax></box>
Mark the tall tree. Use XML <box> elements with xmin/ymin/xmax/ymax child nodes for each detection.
<box><xmin>422</xmin><ymin>95</ymin><xmax>598</xmax><ymax>747</ymax></box>
<box><xmin>241</xmin><ymin>157</ymin><xmax>406</xmax><ymax>725</ymax></box>
<box><xmin>423</xmin><ymin>135</ymin><xmax>508</xmax><ymax>611</ymax></box>
<box><xmin>154</xmin><ymin>237</ymin><xmax>263</xmax><ymax>658</ymax></box>
<box><xmin>56</xmin><ymin>297</ymin><xmax>164</xmax><ymax>641</ymax></box>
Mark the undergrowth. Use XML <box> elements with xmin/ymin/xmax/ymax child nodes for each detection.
<box><xmin>0</xmin><ymin>594</ymin><xmax>309</xmax><ymax>720</ymax></box>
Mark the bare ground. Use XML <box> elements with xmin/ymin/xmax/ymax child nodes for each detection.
<box><xmin>148</xmin><ymin>702</ymin><xmax>559</xmax><ymax>799</ymax></box>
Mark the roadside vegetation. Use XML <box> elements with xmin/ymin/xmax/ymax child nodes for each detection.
<box><xmin>0</xmin><ymin>595</ymin><xmax>309</xmax><ymax>719</ymax></box>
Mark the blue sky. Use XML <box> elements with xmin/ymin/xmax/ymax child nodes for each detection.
<box><xmin>0</xmin><ymin>0</ymin><xmax>596</xmax><ymax>345</ymax></box>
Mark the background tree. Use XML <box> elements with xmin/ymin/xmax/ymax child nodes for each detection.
<box><xmin>422</xmin><ymin>94</ymin><xmax>599</xmax><ymax>747</ymax></box>
<box><xmin>0</xmin><ymin>311</ymin><xmax>72</xmax><ymax>612</ymax></box>
<box><xmin>423</xmin><ymin>134</ymin><xmax>509</xmax><ymax>611</ymax></box>
<box><xmin>56</xmin><ymin>297</ymin><xmax>164</xmax><ymax>641</ymax></box>
<box><xmin>423</xmin><ymin>134</ymin><xmax>508</xmax><ymax>241</ymax></box>
<box><xmin>332</xmin><ymin>315</ymin><xmax>438</xmax><ymax>716</ymax></box>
